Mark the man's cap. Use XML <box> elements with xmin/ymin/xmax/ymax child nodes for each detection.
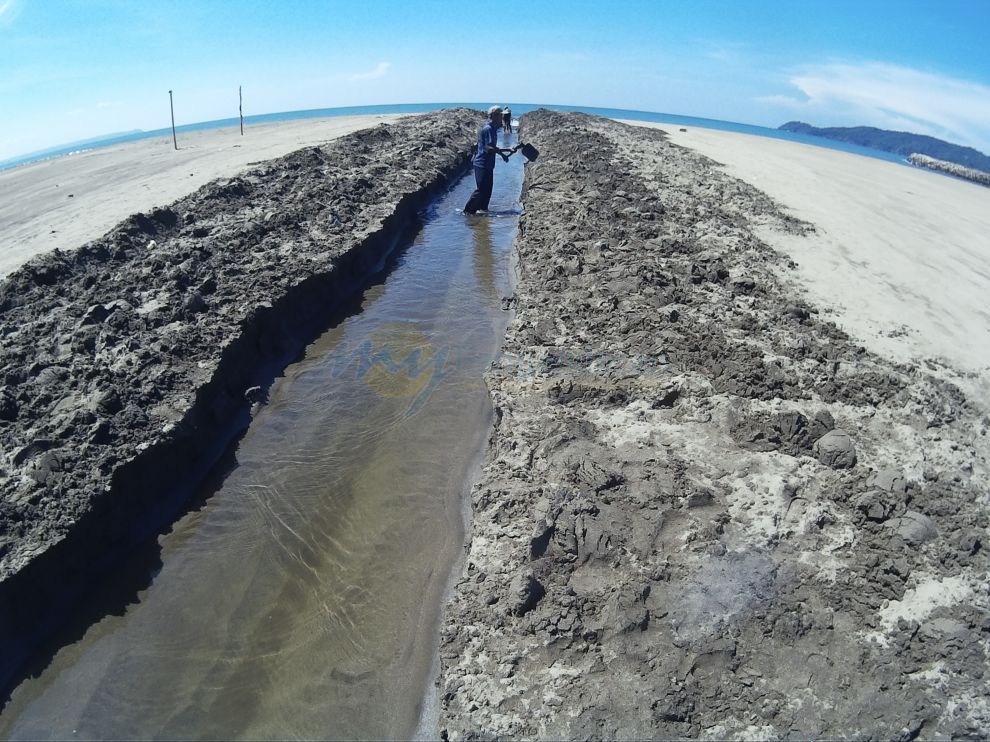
<box><xmin>488</xmin><ymin>105</ymin><xmax>502</xmax><ymax>115</ymax></box>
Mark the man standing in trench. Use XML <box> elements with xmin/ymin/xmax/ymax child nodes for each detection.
<box><xmin>464</xmin><ymin>105</ymin><xmax>515</xmax><ymax>215</ymax></box>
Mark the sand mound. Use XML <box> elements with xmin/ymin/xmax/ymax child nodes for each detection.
<box><xmin>439</xmin><ymin>110</ymin><xmax>989</xmax><ymax>739</ymax></box>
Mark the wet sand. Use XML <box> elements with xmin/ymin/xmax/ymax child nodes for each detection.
<box><xmin>439</xmin><ymin>111</ymin><xmax>990</xmax><ymax>739</ymax></box>
<box><xmin>0</xmin><ymin>114</ymin><xmax>405</xmax><ymax>278</ymax></box>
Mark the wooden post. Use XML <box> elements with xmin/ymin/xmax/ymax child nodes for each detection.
<box><xmin>239</xmin><ymin>85</ymin><xmax>244</xmax><ymax>136</ymax></box>
<box><xmin>169</xmin><ymin>90</ymin><xmax>177</xmax><ymax>150</ymax></box>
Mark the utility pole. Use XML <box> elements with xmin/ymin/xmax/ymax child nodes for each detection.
<box><xmin>169</xmin><ymin>90</ymin><xmax>177</xmax><ymax>150</ymax></box>
<box><xmin>239</xmin><ymin>85</ymin><xmax>244</xmax><ymax>136</ymax></box>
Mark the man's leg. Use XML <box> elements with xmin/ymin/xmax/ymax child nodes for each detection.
<box><xmin>464</xmin><ymin>166</ymin><xmax>495</xmax><ymax>213</ymax></box>
<box><xmin>464</xmin><ymin>166</ymin><xmax>488</xmax><ymax>213</ymax></box>
<box><xmin>478</xmin><ymin>167</ymin><xmax>494</xmax><ymax>211</ymax></box>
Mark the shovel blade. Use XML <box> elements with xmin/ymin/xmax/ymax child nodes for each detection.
<box><xmin>519</xmin><ymin>143</ymin><xmax>539</xmax><ymax>161</ymax></box>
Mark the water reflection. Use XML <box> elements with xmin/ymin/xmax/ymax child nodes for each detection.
<box><xmin>469</xmin><ymin>214</ymin><xmax>497</xmax><ymax>302</ymax></box>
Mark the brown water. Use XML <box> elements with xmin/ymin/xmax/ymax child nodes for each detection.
<box><xmin>0</xmin><ymin>133</ymin><xmax>523</xmax><ymax>740</ymax></box>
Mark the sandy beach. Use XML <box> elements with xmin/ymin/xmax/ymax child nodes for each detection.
<box><xmin>622</xmin><ymin>121</ymin><xmax>990</xmax><ymax>395</ymax></box>
<box><xmin>0</xmin><ymin>114</ymin><xmax>404</xmax><ymax>278</ymax></box>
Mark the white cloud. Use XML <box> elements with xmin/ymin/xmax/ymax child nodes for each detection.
<box><xmin>0</xmin><ymin>0</ymin><xmax>21</xmax><ymax>26</ymax></box>
<box><xmin>763</xmin><ymin>61</ymin><xmax>990</xmax><ymax>153</ymax></box>
<box><xmin>755</xmin><ymin>93</ymin><xmax>804</xmax><ymax>107</ymax></box>
<box><xmin>701</xmin><ymin>41</ymin><xmax>748</xmax><ymax>65</ymax></box>
<box><xmin>345</xmin><ymin>62</ymin><xmax>391</xmax><ymax>83</ymax></box>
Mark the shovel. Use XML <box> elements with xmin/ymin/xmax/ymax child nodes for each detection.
<box><xmin>517</xmin><ymin>143</ymin><xmax>539</xmax><ymax>161</ymax></box>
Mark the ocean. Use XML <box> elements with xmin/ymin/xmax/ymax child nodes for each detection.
<box><xmin>0</xmin><ymin>102</ymin><xmax>910</xmax><ymax>172</ymax></box>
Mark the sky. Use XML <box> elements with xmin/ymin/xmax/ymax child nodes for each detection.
<box><xmin>2</xmin><ymin>0</ymin><xmax>990</xmax><ymax>161</ymax></box>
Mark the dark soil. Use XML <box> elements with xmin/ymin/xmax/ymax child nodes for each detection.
<box><xmin>0</xmin><ymin>107</ymin><xmax>479</xmax><ymax>692</ymax></box>
<box><xmin>438</xmin><ymin>110</ymin><xmax>989</xmax><ymax>739</ymax></box>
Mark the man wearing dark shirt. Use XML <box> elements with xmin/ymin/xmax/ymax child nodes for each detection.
<box><xmin>464</xmin><ymin>106</ymin><xmax>515</xmax><ymax>214</ymax></box>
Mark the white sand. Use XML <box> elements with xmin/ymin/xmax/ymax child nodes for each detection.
<box><xmin>621</xmin><ymin>120</ymin><xmax>990</xmax><ymax>385</ymax></box>
<box><xmin>0</xmin><ymin>114</ymin><xmax>405</xmax><ymax>278</ymax></box>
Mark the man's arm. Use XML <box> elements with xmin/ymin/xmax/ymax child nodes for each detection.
<box><xmin>482</xmin><ymin>124</ymin><xmax>513</xmax><ymax>156</ymax></box>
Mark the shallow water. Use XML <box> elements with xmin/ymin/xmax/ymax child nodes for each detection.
<box><xmin>0</xmin><ymin>131</ymin><xmax>523</xmax><ymax>740</ymax></box>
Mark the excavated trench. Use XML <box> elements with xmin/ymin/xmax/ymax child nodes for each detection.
<box><xmin>0</xmin><ymin>114</ymin><xmax>524</xmax><ymax>738</ymax></box>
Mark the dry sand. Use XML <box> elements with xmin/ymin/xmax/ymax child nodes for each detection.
<box><xmin>0</xmin><ymin>114</ymin><xmax>405</xmax><ymax>278</ymax></box>
<box><xmin>621</xmin><ymin>120</ymin><xmax>990</xmax><ymax>400</ymax></box>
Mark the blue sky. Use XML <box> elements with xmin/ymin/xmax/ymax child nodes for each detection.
<box><xmin>2</xmin><ymin>0</ymin><xmax>989</xmax><ymax>161</ymax></box>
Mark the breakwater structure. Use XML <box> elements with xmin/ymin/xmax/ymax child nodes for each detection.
<box><xmin>908</xmin><ymin>153</ymin><xmax>990</xmax><ymax>187</ymax></box>
<box><xmin>0</xmin><ymin>108</ymin><xmax>479</xmax><ymax>702</ymax></box>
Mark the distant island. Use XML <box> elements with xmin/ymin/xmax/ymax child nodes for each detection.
<box><xmin>779</xmin><ymin>121</ymin><xmax>990</xmax><ymax>174</ymax></box>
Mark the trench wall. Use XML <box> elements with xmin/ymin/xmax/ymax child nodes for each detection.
<box><xmin>0</xmin><ymin>108</ymin><xmax>479</xmax><ymax>692</ymax></box>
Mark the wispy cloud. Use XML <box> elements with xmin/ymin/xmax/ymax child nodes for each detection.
<box><xmin>700</xmin><ymin>40</ymin><xmax>748</xmax><ymax>65</ymax></box>
<box><xmin>346</xmin><ymin>62</ymin><xmax>391</xmax><ymax>83</ymax></box>
<box><xmin>0</xmin><ymin>0</ymin><xmax>21</xmax><ymax>26</ymax></box>
<box><xmin>761</xmin><ymin>61</ymin><xmax>990</xmax><ymax>152</ymax></box>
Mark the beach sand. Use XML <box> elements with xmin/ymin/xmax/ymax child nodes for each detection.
<box><xmin>621</xmin><ymin>121</ymin><xmax>990</xmax><ymax>394</ymax></box>
<box><xmin>0</xmin><ymin>114</ymin><xmax>405</xmax><ymax>278</ymax></box>
<box><xmin>439</xmin><ymin>111</ymin><xmax>989</xmax><ymax>740</ymax></box>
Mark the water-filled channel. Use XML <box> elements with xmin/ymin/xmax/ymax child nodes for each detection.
<box><xmin>0</xmin><ymin>131</ymin><xmax>523</xmax><ymax>740</ymax></box>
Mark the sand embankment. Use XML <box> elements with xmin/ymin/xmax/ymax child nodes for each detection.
<box><xmin>0</xmin><ymin>108</ymin><xmax>477</xmax><ymax>695</ymax></box>
<box><xmin>439</xmin><ymin>111</ymin><xmax>989</xmax><ymax>738</ymax></box>
<box><xmin>0</xmin><ymin>115</ymin><xmax>404</xmax><ymax>278</ymax></box>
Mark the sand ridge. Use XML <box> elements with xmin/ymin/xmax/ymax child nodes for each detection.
<box><xmin>438</xmin><ymin>111</ymin><xmax>989</xmax><ymax>739</ymax></box>
<box><xmin>0</xmin><ymin>114</ymin><xmax>406</xmax><ymax>279</ymax></box>
<box><xmin>622</xmin><ymin>120</ymin><xmax>990</xmax><ymax>389</ymax></box>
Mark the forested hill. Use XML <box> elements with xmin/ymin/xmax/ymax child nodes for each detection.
<box><xmin>779</xmin><ymin>121</ymin><xmax>990</xmax><ymax>173</ymax></box>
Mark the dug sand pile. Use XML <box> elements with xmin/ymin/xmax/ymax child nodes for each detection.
<box><xmin>0</xmin><ymin>108</ymin><xmax>478</xmax><ymax>692</ymax></box>
<box><xmin>438</xmin><ymin>110</ymin><xmax>989</xmax><ymax>739</ymax></box>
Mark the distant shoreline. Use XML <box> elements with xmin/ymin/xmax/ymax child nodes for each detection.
<box><xmin>1</xmin><ymin>102</ymin><xmax>913</xmax><ymax>173</ymax></box>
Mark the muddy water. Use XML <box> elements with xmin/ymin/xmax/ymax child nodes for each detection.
<box><xmin>0</xmin><ymin>135</ymin><xmax>523</xmax><ymax>740</ymax></box>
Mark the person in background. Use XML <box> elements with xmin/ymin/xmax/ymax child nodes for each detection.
<box><xmin>464</xmin><ymin>106</ymin><xmax>515</xmax><ymax>215</ymax></box>
<box><xmin>503</xmin><ymin>106</ymin><xmax>512</xmax><ymax>134</ymax></box>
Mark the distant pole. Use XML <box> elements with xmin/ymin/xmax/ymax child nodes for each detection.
<box><xmin>239</xmin><ymin>85</ymin><xmax>244</xmax><ymax>136</ymax></box>
<box><xmin>169</xmin><ymin>90</ymin><xmax>177</xmax><ymax>150</ymax></box>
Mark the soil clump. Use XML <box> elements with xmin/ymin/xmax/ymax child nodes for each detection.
<box><xmin>0</xmin><ymin>108</ymin><xmax>478</xmax><ymax>692</ymax></box>
<box><xmin>438</xmin><ymin>111</ymin><xmax>989</xmax><ymax>739</ymax></box>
